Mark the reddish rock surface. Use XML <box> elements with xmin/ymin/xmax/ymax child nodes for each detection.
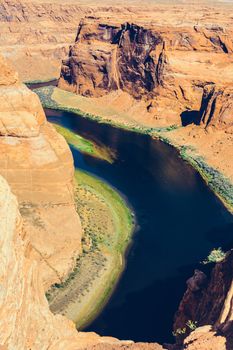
<box><xmin>80</xmin><ymin>343</ymin><xmax>165</xmax><ymax>350</ymax></box>
<box><xmin>0</xmin><ymin>54</ymin><xmax>82</xmax><ymax>288</ymax></box>
<box><xmin>200</xmin><ymin>84</ymin><xmax>233</xmax><ymax>130</ymax></box>
<box><xmin>59</xmin><ymin>21</ymin><xmax>167</xmax><ymax>99</ymax></box>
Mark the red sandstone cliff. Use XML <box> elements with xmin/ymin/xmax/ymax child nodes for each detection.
<box><xmin>200</xmin><ymin>84</ymin><xmax>233</xmax><ymax>131</ymax></box>
<box><xmin>58</xmin><ymin>17</ymin><xmax>233</xmax><ymax>130</ymax></box>
<box><xmin>172</xmin><ymin>251</ymin><xmax>233</xmax><ymax>350</ymax></box>
<box><xmin>0</xmin><ymin>54</ymin><xmax>83</xmax><ymax>288</ymax></box>
<box><xmin>59</xmin><ymin>21</ymin><xmax>167</xmax><ymax>99</ymax></box>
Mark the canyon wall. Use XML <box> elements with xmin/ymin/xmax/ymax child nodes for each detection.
<box><xmin>0</xmin><ymin>54</ymin><xmax>82</xmax><ymax>288</ymax></box>
<box><xmin>59</xmin><ymin>21</ymin><xmax>167</xmax><ymax>99</ymax></box>
<box><xmin>0</xmin><ymin>0</ymin><xmax>156</xmax><ymax>82</ymax></box>
<box><xmin>172</xmin><ymin>251</ymin><xmax>233</xmax><ymax>350</ymax></box>
<box><xmin>200</xmin><ymin>84</ymin><xmax>233</xmax><ymax>131</ymax></box>
<box><xmin>0</xmin><ymin>174</ymin><xmax>81</xmax><ymax>349</ymax></box>
<box><xmin>1</xmin><ymin>0</ymin><xmax>233</xmax><ymax>87</ymax></box>
<box><xmin>59</xmin><ymin>16</ymin><xmax>233</xmax><ymax>127</ymax></box>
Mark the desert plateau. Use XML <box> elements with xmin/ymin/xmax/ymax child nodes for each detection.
<box><xmin>0</xmin><ymin>1</ymin><xmax>233</xmax><ymax>350</ymax></box>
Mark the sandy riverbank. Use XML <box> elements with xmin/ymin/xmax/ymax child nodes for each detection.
<box><xmin>46</xmin><ymin>169</ymin><xmax>134</xmax><ymax>329</ymax></box>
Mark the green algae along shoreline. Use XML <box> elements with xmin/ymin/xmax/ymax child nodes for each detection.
<box><xmin>53</xmin><ymin>123</ymin><xmax>116</xmax><ymax>163</ymax></box>
<box><xmin>35</xmin><ymin>85</ymin><xmax>233</xmax><ymax>214</ymax></box>
<box><xmin>45</xmin><ymin>138</ymin><xmax>134</xmax><ymax>328</ymax></box>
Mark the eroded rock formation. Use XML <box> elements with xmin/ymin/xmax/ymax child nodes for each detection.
<box><xmin>0</xmin><ymin>54</ymin><xmax>82</xmax><ymax>288</ymax></box>
<box><xmin>200</xmin><ymin>84</ymin><xmax>233</xmax><ymax>131</ymax></box>
<box><xmin>59</xmin><ymin>21</ymin><xmax>166</xmax><ymax>99</ymax></box>
<box><xmin>173</xmin><ymin>251</ymin><xmax>233</xmax><ymax>349</ymax></box>
<box><xmin>59</xmin><ymin>17</ymin><xmax>233</xmax><ymax>130</ymax></box>
<box><xmin>0</xmin><ymin>174</ymin><xmax>79</xmax><ymax>349</ymax></box>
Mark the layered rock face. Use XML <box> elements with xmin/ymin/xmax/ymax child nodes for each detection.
<box><xmin>0</xmin><ymin>0</ymin><xmax>162</xmax><ymax>82</ymax></box>
<box><xmin>59</xmin><ymin>17</ymin><xmax>233</xmax><ymax>128</ymax></box>
<box><xmin>0</xmin><ymin>0</ymin><xmax>88</xmax><ymax>81</ymax></box>
<box><xmin>1</xmin><ymin>0</ymin><xmax>233</xmax><ymax>86</ymax></box>
<box><xmin>0</xmin><ymin>55</ymin><xmax>82</xmax><ymax>288</ymax></box>
<box><xmin>173</xmin><ymin>251</ymin><xmax>233</xmax><ymax>349</ymax></box>
<box><xmin>59</xmin><ymin>21</ymin><xmax>167</xmax><ymax>99</ymax></box>
<box><xmin>0</xmin><ymin>175</ymin><xmax>80</xmax><ymax>349</ymax></box>
<box><xmin>200</xmin><ymin>84</ymin><xmax>233</xmax><ymax>131</ymax></box>
<box><xmin>174</xmin><ymin>251</ymin><xmax>233</xmax><ymax>330</ymax></box>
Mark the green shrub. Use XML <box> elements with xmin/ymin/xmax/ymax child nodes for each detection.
<box><xmin>172</xmin><ymin>327</ymin><xmax>186</xmax><ymax>337</ymax></box>
<box><xmin>202</xmin><ymin>247</ymin><xmax>226</xmax><ymax>264</ymax></box>
<box><xmin>173</xmin><ymin>320</ymin><xmax>197</xmax><ymax>337</ymax></box>
<box><xmin>186</xmin><ymin>320</ymin><xmax>197</xmax><ymax>331</ymax></box>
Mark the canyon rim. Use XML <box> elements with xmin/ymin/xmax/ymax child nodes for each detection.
<box><xmin>0</xmin><ymin>1</ymin><xmax>233</xmax><ymax>350</ymax></box>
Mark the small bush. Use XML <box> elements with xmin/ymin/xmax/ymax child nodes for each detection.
<box><xmin>172</xmin><ymin>327</ymin><xmax>186</xmax><ymax>337</ymax></box>
<box><xmin>202</xmin><ymin>247</ymin><xmax>226</xmax><ymax>264</ymax></box>
<box><xmin>173</xmin><ymin>320</ymin><xmax>197</xmax><ymax>337</ymax></box>
<box><xmin>186</xmin><ymin>320</ymin><xmax>197</xmax><ymax>331</ymax></box>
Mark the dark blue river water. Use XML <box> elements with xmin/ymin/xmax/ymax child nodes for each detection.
<box><xmin>46</xmin><ymin>108</ymin><xmax>233</xmax><ymax>344</ymax></box>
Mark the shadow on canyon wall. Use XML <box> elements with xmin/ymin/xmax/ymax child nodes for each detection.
<box><xmin>180</xmin><ymin>110</ymin><xmax>201</xmax><ymax>127</ymax></box>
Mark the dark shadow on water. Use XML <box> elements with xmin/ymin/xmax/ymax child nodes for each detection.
<box><xmin>204</xmin><ymin>223</ymin><xmax>233</xmax><ymax>250</ymax></box>
<box><xmin>180</xmin><ymin>110</ymin><xmax>201</xmax><ymax>126</ymax></box>
<box><xmin>84</xmin><ymin>262</ymin><xmax>200</xmax><ymax>343</ymax></box>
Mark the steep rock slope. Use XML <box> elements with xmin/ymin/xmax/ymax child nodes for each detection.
<box><xmin>174</xmin><ymin>251</ymin><xmax>233</xmax><ymax>329</ymax></box>
<box><xmin>0</xmin><ymin>54</ymin><xmax>82</xmax><ymax>288</ymax></box>
<box><xmin>0</xmin><ymin>0</ymin><xmax>149</xmax><ymax>81</ymax></box>
<box><xmin>0</xmin><ymin>174</ymin><xmax>80</xmax><ymax>349</ymax></box>
<box><xmin>172</xmin><ymin>251</ymin><xmax>233</xmax><ymax>350</ymax></box>
<box><xmin>59</xmin><ymin>17</ymin><xmax>233</xmax><ymax>126</ymax></box>
<box><xmin>1</xmin><ymin>0</ymin><xmax>233</xmax><ymax>83</ymax></box>
<box><xmin>200</xmin><ymin>84</ymin><xmax>233</xmax><ymax>130</ymax></box>
<box><xmin>59</xmin><ymin>21</ymin><xmax>167</xmax><ymax>99</ymax></box>
<box><xmin>0</xmin><ymin>174</ymin><xmax>132</xmax><ymax>349</ymax></box>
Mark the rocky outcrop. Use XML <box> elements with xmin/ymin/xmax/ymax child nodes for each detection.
<box><xmin>59</xmin><ymin>21</ymin><xmax>167</xmax><ymax>99</ymax></box>
<box><xmin>0</xmin><ymin>54</ymin><xmax>82</xmax><ymax>288</ymax></box>
<box><xmin>58</xmin><ymin>16</ymin><xmax>233</xmax><ymax>128</ymax></box>
<box><xmin>0</xmin><ymin>174</ymin><xmax>79</xmax><ymax>349</ymax></box>
<box><xmin>200</xmin><ymin>84</ymin><xmax>233</xmax><ymax>131</ymax></box>
<box><xmin>0</xmin><ymin>55</ymin><xmax>45</xmax><ymax>137</ymax></box>
<box><xmin>173</xmin><ymin>251</ymin><xmax>233</xmax><ymax>348</ymax></box>
<box><xmin>181</xmin><ymin>326</ymin><xmax>227</xmax><ymax>350</ymax></box>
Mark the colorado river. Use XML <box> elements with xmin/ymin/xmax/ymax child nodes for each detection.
<box><xmin>46</xmin><ymin>108</ymin><xmax>233</xmax><ymax>344</ymax></box>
